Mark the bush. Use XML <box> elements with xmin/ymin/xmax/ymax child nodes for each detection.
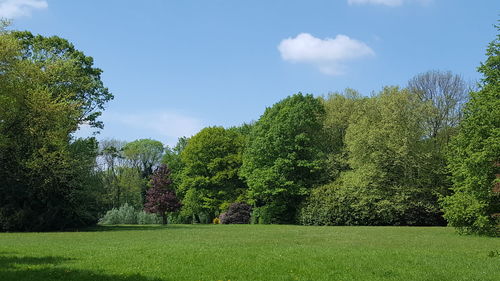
<box><xmin>137</xmin><ymin>210</ymin><xmax>161</xmax><ymax>225</ymax></box>
<box><xmin>299</xmin><ymin>183</ymin><xmax>445</xmax><ymax>226</ymax></box>
<box><xmin>299</xmin><ymin>184</ymin><xmax>366</xmax><ymax>226</ymax></box>
<box><xmin>220</xmin><ymin>202</ymin><xmax>252</xmax><ymax>224</ymax></box>
<box><xmin>99</xmin><ymin>203</ymin><xmax>160</xmax><ymax>225</ymax></box>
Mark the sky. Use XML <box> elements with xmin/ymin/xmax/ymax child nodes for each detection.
<box><xmin>3</xmin><ymin>0</ymin><xmax>499</xmax><ymax>146</ymax></box>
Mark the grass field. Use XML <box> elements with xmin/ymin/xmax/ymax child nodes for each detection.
<box><xmin>0</xmin><ymin>225</ymin><xmax>499</xmax><ymax>281</ymax></box>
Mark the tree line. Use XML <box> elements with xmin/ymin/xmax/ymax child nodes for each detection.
<box><xmin>0</xmin><ymin>22</ymin><xmax>498</xmax><ymax>235</ymax></box>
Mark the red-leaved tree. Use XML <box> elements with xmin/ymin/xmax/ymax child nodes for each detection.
<box><xmin>144</xmin><ymin>164</ymin><xmax>181</xmax><ymax>224</ymax></box>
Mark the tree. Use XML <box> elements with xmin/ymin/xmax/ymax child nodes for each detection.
<box><xmin>122</xmin><ymin>139</ymin><xmax>164</xmax><ymax>203</ymax></box>
<box><xmin>408</xmin><ymin>70</ymin><xmax>470</xmax><ymax>142</ymax></box>
<box><xmin>178</xmin><ymin>127</ymin><xmax>245</xmax><ymax>222</ymax></box>
<box><xmin>11</xmin><ymin>30</ymin><xmax>113</xmax><ymax>128</ymax></box>
<box><xmin>240</xmin><ymin>93</ymin><xmax>327</xmax><ymax>224</ymax></box>
<box><xmin>342</xmin><ymin>87</ymin><xmax>445</xmax><ymax>225</ymax></box>
<box><xmin>441</xmin><ymin>24</ymin><xmax>500</xmax><ymax>236</ymax></box>
<box><xmin>123</xmin><ymin>139</ymin><xmax>164</xmax><ymax>178</ymax></box>
<box><xmin>322</xmin><ymin>89</ymin><xmax>366</xmax><ymax>180</ymax></box>
<box><xmin>144</xmin><ymin>164</ymin><xmax>181</xmax><ymax>224</ymax></box>
<box><xmin>98</xmin><ymin>139</ymin><xmax>128</xmax><ymax>208</ymax></box>
<box><xmin>162</xmin><ymin>137</ymin><xmax>189</xmax><ymax>191</ymax></box>
<box><xmin>0</xmin><ymin>28</ymin><xmax>112</xmax><ymax>231</ymax></box>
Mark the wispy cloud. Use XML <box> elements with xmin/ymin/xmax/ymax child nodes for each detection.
<box><xmin>0</xmin><ymin>0</ymin><xmax>48</xmax><ymax>18</ymax></box>
<box><xmin>347</xmin><ymin>0</ymin><xmax>431</xmax><ymax>7</ymax></box>
<box><xmin>104</xmin><ymin>111</ymin><xmax>204</xmax><ymax>146</ymax></box>
<box><xmin>278</xmin><ymin>33</ymin><xmax>374</xmax><ymax>75</ymax></box>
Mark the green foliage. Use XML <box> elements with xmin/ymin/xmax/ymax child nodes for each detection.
<box><xmin>322</xmin><ymin>89</ymin><xmax>365</xmax><ymax>180</ymax></box>
<box><xmin>114</xmin><ymin>167</ymin><xmax>144</xmax><ymax>208</ymax></box>
<box><xmin>301</xmin><ymin>87</ymin><xmax>447</xmax><ymax>227</ymax></box>
<box><xmin>99</xmin><ymin>203</ymin><xmax>160</xmax><ymax>225</ymax></box>
<box><xmin>241</xmin><ymin>93</ymin><xmax>328</xmax><ymax>223</ymax></box>
<box><xmin>179</xmin><ymin>127</ymin><xmax>245</xmax><ymax>221</ymax></box>
<box><xmin>299</xmin><ymin>183</ymin><xmax>369</xmax><ymax>226</ymax></box>
<box><xmin>342</xmin><ymin>87</ymin><xmax>446</xmax><ymax>225</ymax></box>
<box><xmin>137</xmin><ymin>210</ymin><xmax>162</xmax><ymax>225</ymax></box>
<box><xmin>0</xmin><ymin>29</ymin><xmax>112</xmax><ymax>231</ymax></box>
<box><xmin>442</xmin><ymin>25</ymin><xmax>500</xmax><ymax>236</ymax></box>
<box><xmin>123</xmin><ymin>139</ymin><xmax>164</xmax><ymax>178</ymax></box>
<box><xmin>11</xmin><ymin>30</ymin><xmax>113</xmax><ymax>129</ymax></box>
<box><xmin>121</xmin><ymin>139</ymin><xmax>164</xmax><ymax>204</ymax></box>
<box><xmin>162</xmin><ymin>137</ymin><xmax>188</xmax><ymax>191</ymax></box>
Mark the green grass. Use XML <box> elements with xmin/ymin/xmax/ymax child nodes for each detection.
<box><xmin>0</xmin><ymin>225</ymin><xmax>499</xmax><ymax>281</ymax></box>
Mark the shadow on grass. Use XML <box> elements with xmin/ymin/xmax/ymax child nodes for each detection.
<box><xmin>0</xmin><ymin>253</ymin><xmax>166</xmax><ymax>281</ymax></box>
<box><xmin>82</xmin><ymin>224</ymin><xmax>193</xmax><ymax>232</ymax></box>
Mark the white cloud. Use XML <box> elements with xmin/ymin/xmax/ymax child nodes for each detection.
<box><xmin>347</xmin><ymin>0</ymin><xmax>431</xmax><ymax>7</ymax></box>
<box><xmin>278</xmin><ymin>33</ymin><xmax>374</xmax><ymax>75</ymax></box>
<box><xmin>0</xmin><ymin>0</ymin><xmax>47</xmax><ymax>18</ymax></box>
<box><xmin>105</xmin><ymin>111</ymin><xmax>204</xmax><ymax>146</ymax></box>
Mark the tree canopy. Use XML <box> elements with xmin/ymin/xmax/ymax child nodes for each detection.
<box><xmin>240</xmin><ymin>93</ymin><xmax>327</xmax><ymax>223</ymax></box>
<box><xmin>179</xmin><ymin>127</ymin><xmax>245</xmax><ymax>222</ymax></box>
<box><xmin>0</xmin><ymin>28</ymin><xmax>112</xmax><ymax>231</ymax></box>
<box><xmin>441</xmin><ymin>24</ymin><xmax>500</xmax><ymax>236</ymax></box>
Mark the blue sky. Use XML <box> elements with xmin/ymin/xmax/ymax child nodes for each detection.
<box><xmin>3</xmin><ymin>0</ymin><xmax>499</xmax><ymax>146</ymax></box>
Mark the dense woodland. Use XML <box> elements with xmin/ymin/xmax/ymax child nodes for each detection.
<box><xmin>0</xmin><ymin>21</ymin><xmax>498</xmax><ymax>236</ymax></box>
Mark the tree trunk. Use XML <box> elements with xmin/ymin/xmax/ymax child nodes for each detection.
<box><xmin>162</xmin><ymin>213</ymin><xmax>167</xmax><ymax>225</ymax></box>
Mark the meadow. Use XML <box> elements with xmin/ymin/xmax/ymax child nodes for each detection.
<box><xmin>0</xmin><ymin>225</ymin><xmax>499</xmax><ymax>281</ymax></box>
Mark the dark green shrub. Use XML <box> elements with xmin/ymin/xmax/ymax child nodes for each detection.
<box><xmin>251</xmin><ymin>204</ymin><xmax>290</xmax><ymax>224</ymax></box>
<box><xmin>299</xmin><ymin>183</ymin><xmax>445</xmax><ymax>226</ymax></box>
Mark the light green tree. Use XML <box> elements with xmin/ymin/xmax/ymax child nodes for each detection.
<box><xmin>122</xmin><ymin>139</ymin><xmax>164</xmax><ymax>178</ymax></box>
<box><xmin>179</xmin><ymin>127</ymin><xmax>245</xmax><ymax>222</ymax></box>
<box><xmin>341</xmin><ymin>87</ymin><xmax>445</xmax><ymax>225</ymax></box>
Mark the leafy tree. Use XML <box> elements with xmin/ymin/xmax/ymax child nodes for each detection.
<box><xmin>162</xmin><ymin>137</ymin><xmax>189</xmax><ymax>191</ymax></box>
<box><xmin>342</xmin><ymin>87</ymin><xmax>445</xmax><ymax>225</ymax></box>
<box><xmin>98</xmin><ymin>139</ymin><xmax>128</xmax><ymax>208</ymax></box>
<box><xmin>179</xmin><ymin>127</ymin><xmax>245</xmax><ymax>222</ymax></box>
<box><xmin>0</xmin><ymin>28</ymin><xmax>112</xmax><ymax>231</ymax></box>
<box><xmin>114</xmin><ymin>167</ymin><xmax>144</xmax><ymax>209</ymax></box>
<box><xmin>322</xmin><ymin>89</ymin><xmax>366</xmax><ymax>180</ymax></box>
<box><xmin>442</xmin><ymin>24</ymin><xmax>500</xmax><ymax>236</ymax></box>
<box><xmin>11</xmin><ymin>30</ymin><xmax>113</xmax><ymax>128</ymax></box>
<box><xmin>122</xmin><ymin>139</ymin><xmax>164</xmax><ymax>203</ymax></box>
<box><xmin>144</xmin><ymin>164</ymin><xmax>181</xmax><ymax>224</ymax></box>
<box><xmin>240</xmin><ymin>93</ymin><xmax>327</xmax><ymax>224</ymax></box>
<box><xmin>123</xmin><ymin>139</ymin><xmax>164</xmax><ymax>178</ymax></box>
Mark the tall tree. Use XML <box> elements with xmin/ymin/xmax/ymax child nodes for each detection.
<box><xmin>162</xmin><ymin>137</ymin><xmax>189</xmax><ymax>192</ymax></box>
<box><xmin>0</xmin><ymin>28</ymin><xmax>112</xmax><ymax>231</ymax></box>
<box><xmin>122</xmin><ymin>139</ymin><xmax>164</xmax><ymax>203</ymax></box>
<box><xmin>98</xmin><ymin>139</ymin><xmax>128</xmax><ymax>208</ymax></box>
<box><xmin>11</xmin><ymin>31</ymin><xmax>113</xmax><ymax>128</ymax></box>
<box><xmin>240</xmin><ymin>93</ymin><xmax>327</xmax><ymax>224</ymax></box>
<box><xmin>123</xmin><ymin>139</ymin><xmax>164</xmax><ymax>178</ymax></box>
<box><xmin>408</xmin><ymin>70</ymin><xmax>470</xmax><ymax>142</ymax></box>
<box><xmin>343</xmin><ymin>87</ymin><xmax>445</xmax><ymax>225</ymax></box>
<box><xmin>322</xmin><ymin>89</ymin><xmax>366</xmax><ymax>180</ymax></box>
<box><xmin>442</xmin><ymin>24</ymin><xmax>500</xmax><ymax>236</ymax></box>
<box><xmin>179</xmin><ymin>127</ymin><xmax>245</xmax><ymax>222</ymax></box>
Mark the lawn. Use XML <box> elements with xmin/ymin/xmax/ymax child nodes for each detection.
<box><xmin>0</xmin><ymin>225</ymin><xmax>499</xmax><ymax>281</ymax></box>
